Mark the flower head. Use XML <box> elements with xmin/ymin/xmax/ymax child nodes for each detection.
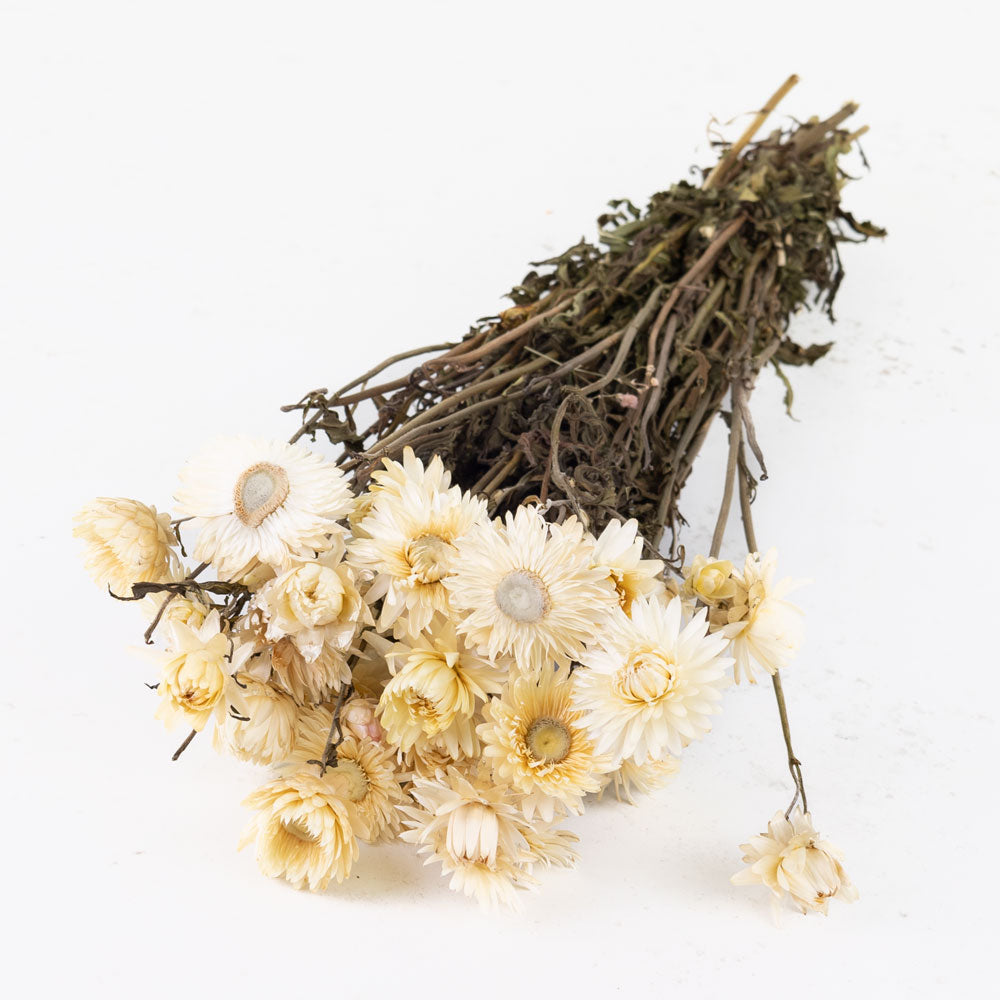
<box><xmin>174</xmin><ymin>437</ymin><xmax>352</xmax><ymax>577</ymax></box>
<box><xmin>445</xmin><ymin>506</ymin><xmax>617</xmax><ymax>672</ymax></box>
<box><xmin>239</xmin><ymin>769</ymin><xmax>359</xmax><ymax>891</ymax></box>
<box><xmin>154</xmin><ymin>610</ymin><xmax>252</xmax><ymax>732</ymax></box>
<box><xmin>574</xmin><ymin>596</ymin><xmax>730</xmax><ymax>762</ymax></box>
<box><xmin>732</xmin><ymin>809</ymin><xmax>858</xmax><ymax>915</ymax></box>
<box><xmin>591</xmin><ymin>518</ymin><xmax>666</xmax><ymax>615</ymax></box>
<box><xmin>214</xmin><ymin>676</ymin><xmax>298</xmax><ymax>765</ymax></box>
<box><xmin>74</xmin><ymin>497</ymin><xmax>180</xmax><ymax>596</ymax></box>
<box><xmin>479</xmin><ymin>665</ymin><xmax>613</xmax><ymax>821</ymax></box>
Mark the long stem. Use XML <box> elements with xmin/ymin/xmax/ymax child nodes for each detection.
<box><xmin>736</xmin><ymin>446</ymin><xmax>808</xmax><ymax>817</ymax></box>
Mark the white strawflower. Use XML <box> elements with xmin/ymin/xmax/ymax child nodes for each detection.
<box><xmin>681</xmin><ymin>554</ymin><xmax>737</xmax><ymax>606</ymax></box>
<box><xmin>445</xmin><ymin>506</ymin><xmax>617</xmax><ymax>673</ymax></box>
<box><xmin>349</xmin><ymin>461</ymin><xmax>487</xmax><ymax>636</ymax></box>
<box><xmin>174</xmin><ymin>436</ymin><xmax>352</xmax><ymax>577</ymax></box>
<box><xmin>254</xmin><ymin>546</ymin><xmax>369</xmax><ymax>661</ymax></box>
<box><xmin>239</xmin><ymin>769</ymin><xmax>358</xmax><ymax>891</ymax></box>
<box><xmin>154</xmin><ymin>610</ymin><xmax>253</xmax><ymax>732</ymax></box>
<box><xmin>74</xmin><ymin>497</ymin><xmax>181</xmax><ymax>596</ymax></box>
<box><xmin>400</xmin><ymin>766</ymin><xmax>537</xmax><ymax>910</ymax></box>
<box><xmin>724</xmin><ymin>549</ymin><xmax>804</xmax><ymax>683</ymax></box>
<box><xmin>591</xmin><ymin>517</ymin><xmax>666</xmax><ymax>615</ymax></box>
<box><xmin>214</xmin><ymin>676</ymin><xmax>298</xmax><ymax>766</ymax></box>
<box><xmin>479</xmin><ymin>665</ymin><xmax>613</xmax><ymax>821</ymax></box>
<box><xmin>575</xmin><ymin>596</ymin><xmax>730</xmax><ymax>762</ymax></box>
<box><xmin>732</xmin><ymin>809</ymin><xmax>858</xmax><ymax>915</ymax></box>
<box><xmin>378</xmin><ymin>621</ymin><xmax>506</xmax><ymax>758</ymax></box>
<box><xmin>264</xmin><ymin>636</ymin><xmax>352</xmax><ymax>706</ymax></box>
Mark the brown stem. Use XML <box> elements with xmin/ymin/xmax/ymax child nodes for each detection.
<box><xmin>709</xmin><ymin>381</ymin><xmax>744</xmax><ymax>558</ymax></box>
<box><xmin>171</xmin><ymin>729</ymin><xmax>197</xmax><ymax>762</ymax></box>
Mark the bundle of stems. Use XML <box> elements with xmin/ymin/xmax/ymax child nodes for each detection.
<box><xmin>283</xmin><ymin>77</ymin><xmax>884</xmax><ymax>819</ymax></box>
<box><xmin>285</xmin><ymin>75</ymin><xmax>883</xmax><ymax>572</ymax></box>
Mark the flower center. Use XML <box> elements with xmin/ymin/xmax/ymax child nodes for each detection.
<box><xmin>333</xmin><ymin>760</ymin><xmax>370</xmax><ymax>803</ymax></box>
<box><xmin>525</xmin><ymin>716</ymin><xmax>572</xmax><ymax>763</ymax></box>
<box><xmin>234</xmin><ymin>462</ymin><xmax>290</xmax><ymax>528</ymax></box>
<box><xmin>405</xmin><ymin>533</ymin><xmax>456</xmax><ymax>584</ymax></box>
<box><xmin>280</xmin><ymin>818</ymin><xmax>317</xmax><ymax>843</ymax></box>
<box><xmin>495</xmin><ymin>570</ymin><xmax>551</xmax><ymax>623</ymax></box>
<box><xmin>614</xmin><ymin>649</ymin><xmax>675</xmax><ymax>703</ymax></box>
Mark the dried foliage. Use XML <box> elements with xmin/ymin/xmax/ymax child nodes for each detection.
<box><xmin>285</xmin><ymin>79</ymin><xmax>883</xmax><ymax>567</ymax></box>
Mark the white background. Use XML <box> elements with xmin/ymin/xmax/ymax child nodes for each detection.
<box><xmin>2</xmin><ymin>2</ymin><xmax>997</xmax><ymax>996</ymax></box>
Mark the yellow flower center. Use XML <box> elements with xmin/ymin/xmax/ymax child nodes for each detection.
<box><xmin>234</xmin><ymin>462</ymin><xmax>290</xmax><ymax>528</ymax></box>
<box><xmin>332</xmin><ymin>760</ymin><xmax>370</xmax><ymax>803</ymax></box>
<box><xmin>525</xmin><ymin>716</ymin><xmax>572</xmax><ymax>763</ymax></box>
<box><xmin>405</xmin><ymin>533</ymin><xmax>456</xmax><ymax>584</ymax></box>
<box><xmin>614</xmin><ymin>649</ymin><xmax>675</xmax><ymax>703</ymax></box>
<box><xmin>495</xmin><ymin>570</ymin><xmax>551</xmax><ymax>623</ymax></box>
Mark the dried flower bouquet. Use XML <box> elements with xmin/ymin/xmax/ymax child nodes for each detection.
<box><xmin>77</xmin><ymin>77</ymin><xmax>877</xmax><ymax>915</ymax></box>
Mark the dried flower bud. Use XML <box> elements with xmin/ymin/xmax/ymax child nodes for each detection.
<box><xmin>342</xmin><ymin>696</ymin><xmax>382</xmax><ymax>743</ymax></box>
<box><xmin>682</xmin><ymin>554</ymin><xmax>737</xmax><ymax>606</ymax></box>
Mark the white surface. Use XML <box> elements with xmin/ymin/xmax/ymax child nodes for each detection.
<box><xmin>2</xmin><ymin>2</ymin><xmax>997</xmax><ymax>997</ymax></box>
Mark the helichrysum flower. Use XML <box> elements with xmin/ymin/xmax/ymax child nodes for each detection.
<box><xmin>590</xmin><ymin>517</ymin><xmax>666</xmax><ymax>615</ymax></box>
<box><xmin>681</xmin><ymin>554</ymin><xmax>737</xmax><ymax>606</ymax></box>
<box><xmin>378</xmin><ymin>621</ymin><xmax>506</xmax><ymax>758</ymax></box>
<box><xmin>263</xmin><ymin>636</ymin><xmax>352</xmax><ymax>706</ymax></box>
<box><xmin>290</xmin><ymin>717</ymin><xmax>406</xmax><ymax>844</ymax></box>
<box><xmin>174</xmin><ymin>436</ymin><xmax>352</xmax><ymax>577</ymax></box>
<box><xmin>731</xmin><ymin>809</ymin><xmax>858</xmax><ymax>915</ymax></box>
<box><xmin>445</xmin><ymin>506</ymin><xmax>617</xmax><ymax>672</ymax></box>
<box><xmin>724</xmin><ymin>549</ymin><xmax>804</xmax><ymax>684</ymax></box>
<box><xmin>74</xmin><ymin>497</ymin><xmax>181</xmax><ymax>597</ymax></box>
<box><xmin>574</xmin><ymin>596</ymin><xmax>730</xmax><ymax>762</ymax></box>
<box><xmin>214</xmin><ymin>675</ymin><xmax>298</xmax><ymax>766</ymax></box>
<box><xmin>239</xmin><ymin>769</ymin><xmax>359</xmax><ymax>891</ymax></box>
<box><xmin>400</xmin><ymin>766</ymin><xmax>544</xmax><ymax>909</ymax></box>
<box><xmin>349</xmin><ymin>457</ymin><xmax>487</xmax><ymax>636</ymax></box>
<box><xmin>479</xmin><ymin>665</ymin><xmax>613</xmax><ymax>821</ymax></box>
<box><xmin>254</xmin><ymin>546</ymin><xmax>369</xmax><ymax>661</ymax></box>
<box><xmin>154</xmin><ymin>610</ymin><xmax>252</xmax><ymax>732</ymax></box>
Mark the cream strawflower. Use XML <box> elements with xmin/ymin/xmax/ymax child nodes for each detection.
<box><xmin>291</xmin><ymin>717</ymin><xmax>406</xmax><ymax>844</ymax></box>
<box><xmin>369</xmin><ymin>446</ymin><xmax>452</xmax><ymax>500</ymax></box>
<box><xmin>239</xmin><ymin>769</ymin><xmax>358</xmax><ymax>891</ymax></box>
<box><xmin>724</xmin><ymin>549</ymin><xmax>804</xmax><ymax>684</ymax></box>
<box><xmin>254</xmin><ymin>546</ymin><xmax>369</xmax><ymax>661</ymax></box>
<box><xmin>682</xmin><ymin>554</ymin><xmax>737</xmax><ymax>606</ymax></box>
<box><xmin>479</xmin><ymin>665</ymin><xmax>613</xmax><ymax>821</ymax></box>
<box><xmin>378</xmin><ymin>621</ymin><xmax>506</xmax><ymax>758</ymax></box>
<box><xmin>349</xmin><ymin>463</ymin><xmax>487</xmax><ymax>635</ymax></box>
<box><xmin>445</xmin><ymin>506</ymin><xmax>617</xmax><ymax>672</ymax></box>
<box><xmin>214</xmin><ymin>676</ymin><xmax>298</xmax><ymax>765</ymax></box>
<box><xmin>140</xmin><ymin>593</ymin><xmax>210</xmax><ymax>645</ymax></box>
<box><xmin>732</xmin><ymin>809</ymin><xmax>858</xmax><ymax>915</ymax></box>
<box><xmin>263</xmin><ymin>636</ymin><xmax>352</xmax><ymax>706</ymax></box>
<box><xmin>598</xmin><ymin>753</ymin><xmax>680</xmax><ymax>805</ymax></box>
<box><xmin>74</xmin><ymin>497</ymin><xmax>181</xmax><ymax>596</ymax></box>
<box><xmin>154</xmin><ymin>611</ymin><xmax>252</xmax><ymax>732</ymax></box>
<box><xmin>174</xmin><ymin>436</ymin><xmax>352</xmax><ymax>577</ymax></box>
<box><xmin>575</xmin><ymin>596</ymin><xmax>730</xmax><ymax>762</ymax></box>
<box><xmin>591</xmin><ymin>517</ymin><xmax>666</xmax><ymax>616</ymax></box>
<box><xmin>400</xmin><ymin>766</ymin><xmax>537</xmax><ymax>909</ymax></box>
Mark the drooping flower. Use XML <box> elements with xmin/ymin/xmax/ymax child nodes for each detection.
<box><xmin>731</xmin><ymin>809</ymin><xmax>858</xmax><ymax>915</ymax></box>
<box><xmin>214</xmin><ymin>675</ymin><xmax>298</xmax><ymax>766</ymax></box>
<box><xmin>479</xmin><ymin>665</ymin><xmax>613</xmax><ymax>821</ymax></box>
<box><xmin>574</xmin><ymin>596</ymin><xmax>730</xmax><ymax>762</ymax></box>
<box><xmin>591</xmin><ymin>517</ymin><xmax>666</xmax><ymax>616</ymax></box>
<box><xmin>723</xmin><ymin>550</ymin><xmax>804</xmax><ymax>683</ymax></box>
<box><xmin>263</xmin><ymin>636</ymin><xmax>352</xmax><ymax>706</ymax></box>
<box><xmin>378</xmin><ymin>621</ymin><xmax>505</xmax><ymax>758</ymax></box>
<box><xmin>74</xmin><ymin>497</ymin><xmax>181</xmax><ymax>597</ymax></box>
<box><xmin>349</xmin><ymin>461</ymin><xmax>487</xmax><ymax>636</ymax></box>
<box><xmin>153</xmin><ymin>610</ymin><xmax>253</xmax><ymax>732</ymax></box>
<box><xmin>239</xmin><ymin>769</ymin><xmax>359</xmax><ymax>891</ymax></box>
<box><xmin>174</xmin><ymin>437</ymin><xmax>352</xmax><ymax>577</ymax></box>
<box><xmin>400</xmin><ymin>766</ymin><xmax>538</xmax><ymax>909</ymax></box>
<box><xmin>254</xmin><ymin>546</ymin><xmax>369</xmax><ymax>661</ymax></box>
<box><xmin>445</xmin><ymin>506</ymin><xmax>617</xmax><ymax>673</ymax></box>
